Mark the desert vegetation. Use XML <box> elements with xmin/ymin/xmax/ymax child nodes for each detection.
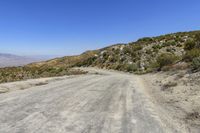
<box><xmin>192</xmin><ymin>57</ymin><xmax>200</xmax><ymax>72</ymax></box>
<box><xmin>0</xmin><ymin>30</ymin><xmax>200</xmax><ymax>83</ymax></box>
<box><xmin>0</xmin><ymin>66</ymin><xmax>86</xmax><ymax>83</ymax></box>
<box><xmin>0</xmin><ymin>51</ymin><xmax>97</xmax><ymax>83</ymax></box>
<box><xmin>77</xmin><ymin>30</ymin><xmax>200</xmax><ymax>73</ymax></box>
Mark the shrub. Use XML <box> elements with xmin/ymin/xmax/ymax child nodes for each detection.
<box><xmin>123</xmin><ymin>46</ymin><xmax>132</xmax><ymax>54</ymax></box>
<box><xmin>126</xmin><ymin>64</ymin><xmax>138</xmax><ymax>72</ymax></box>
<box><xmin>137</xmin><ymin>37</ymin><xmax>153</xmax><ymax>42</ymax></box>
<box><xmin>156</xmin><ymin>53</ymin><xmax>179</xmax><ymax>69</ymax></box>
<box><xmin>131</xmin><ymin>44</ymin><xmax>143</xmax><ymax>51</ymax></box>
<box><xmin>195</xmin><ymin>33</ymin><xmax>200</xmax><ymax>48</ymax></box>
<box><xmin>192</xmin><ymin>57</ymin><xmax>200</xmax><ymax>72</ymax></box>
<box><xmin>163</xmin><ymin>41</ymin><xmax>176</xmax><ymax>47</ymax></box>
<box><xmin>149</xmin><ymin>61</ymin><xmax>160</xmax><ymax>69</ymax></box>
<box><xmin>184</xmin><ymin>40</ymin><xmax>196</xmax><ymax>51</ymax></box>
<box><xmin>76</xmin><ymin>57</ymin><xmax>97</xmax><ymax>67</ymax></box>
<box><xmin>177</xmin><ymin>43</ymin><xmax>182</xmax><ymax>47</ymax></box>
<box><xmin>195</xmin><ymin>33</ymin><xmax>200</xmax><ymax>42</ymax></box>
<box><xmin>109</xmin><ymin>56</ymin><xmax>118</xmax><ymax>63</ymax></box>
<box><xmin>145</xmin><ymin>49</ymin><xmax>152</xmax><ymax>54</ymax></box>
<box><xmin>166</xmin><ymin>48</ymin><xmax>173</xmax><ymax>53</ymax></box>
<box><xmin>184</xmin><ymin>48</ymin><xmax>200</xmax><ymax>61</ymax></box>
<box><xmin>153</xmin><ymin>48</ymin><xmax>159</xmax><ymax>53</ymax></box>
<box><xmin>152</xmin><ymin>45</ymin><xmax>162</xmax><ymax>50</ymax></box>
<box><xmin>124</xmin><ymin>44</ymin><xmax>142</xmax><ymax>58</ymax></box>
<box><xmin>184</xmin><ymin>34</ymin><xmax>200</xmax><ymax>51</ymax></box>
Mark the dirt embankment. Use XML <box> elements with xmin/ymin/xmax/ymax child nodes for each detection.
<box><xmin>141</xmin><ymin>70</ymin><xmax>200</xmax><ymax>132</ymax></box>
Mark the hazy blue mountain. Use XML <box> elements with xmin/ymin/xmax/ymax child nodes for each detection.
<box><xmin>0</xmin><ymin>53</ymin><xmax>51</xmax><ymax>68</ymax></box>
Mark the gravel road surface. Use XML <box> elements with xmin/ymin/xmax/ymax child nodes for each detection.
<box><xmin>0</xmin><ymin>68</ymin><xmax>180</xmax><ymax>133</ymax></box>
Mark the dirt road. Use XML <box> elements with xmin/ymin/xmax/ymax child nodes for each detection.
<box><xmin>0</xmin><ymin>68</ymin><xmax>184</xmax><ymax>133</ymax></box>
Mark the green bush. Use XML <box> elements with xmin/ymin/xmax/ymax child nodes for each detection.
<box><xmin>137</xmin><ymin>37</ymin><xmax>153</xmax><ymax>42</ymax></box>
<box><xmin>195</xmin><ymin>33</ymin><xmax>200</xmax><ymax>41</ymax></box>
<box><xmin>131</xmin><ymin>44</ymin><xmax>143</xmax><ymax>51</ymax></box>
<box><xmin>123</xmin><ymin>46</ymin><xmax>132</xmax><ymax>54</ymax></box>
<box><xmin>184</xmin><ymin>34</ymin><xmax>200</xmax><ymax>51</ymax></box>
<box><xmin>76</xmin><ymin>56</ymin><xmax>97</xmax><ymax>67</ymax></box>
<box><xmin>184</xmin><ymin>40</ymin><xmax>196</xmax><ymax>51</ymax></box>
<box><xmin>152</xmin><ymin>45</ymin><xmax>162</xmax><ymax>50</ymax></box>
<box><xmin>156</xmin><ymin>53</ymin><xmax>179</xmax><ymax>69</ymax></box>
<box><xmin>163</xmin><ymin>41</ymin><xmax>176</xmax><ymax>47</ymax></box>
<box><xmin>124</xmin><ymin>44</ymin><xmax>142</xmax><ymax>59</ymax></box>
<box><xmin>145</xmin><ymin>49</ymin><xmax>152</xmax><ymax>54</ymax></box>
<box><xmin>184</xmin><ymin>48</ymin><xmax>200</xmax><ymax>61</ymax></box>
<box><xmin>166</xmin><ymin>48</ymin><xmax>174</xmax><ymax>53</ymax></box>
<box><xmin>192</xmin><ymin>57</ymin><xmax>200</xmax><ymax>72</ymax></box>
<box><xmin>195</xmin><ymin>33</ymin><xmax>200</xmax><ymax>48</ymax></box>
<box><xmin>126</xmin><ymin>64</ymin><xmax>138</xmax><ymax>72</ymax></box>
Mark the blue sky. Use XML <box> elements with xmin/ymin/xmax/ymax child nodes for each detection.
<box><xmin>0</xmin><ymin>0</ymin><xmax>200</xmax><ymax>56</ymax></box>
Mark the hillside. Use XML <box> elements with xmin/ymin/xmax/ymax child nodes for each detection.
<box><xmin>77</xmin><ymin>30</ymin><xmax>200</xmax><ymax>73</ymax></box>
<box><xmin>0</xmin><ymin>30</ymin><xmax>200</xmax><ymax>83</ymax></box>
<box><xmin>0</xmin><ymin>51</ymin><xmax>96</xmax><ymax>83</ymax></box>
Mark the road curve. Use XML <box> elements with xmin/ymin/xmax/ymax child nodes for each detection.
<box><xmin>0</xmin><ymin>68</ymin><xmax>178</xmax><ymax>133</ymax></box>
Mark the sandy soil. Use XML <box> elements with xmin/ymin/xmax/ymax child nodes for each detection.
<box><xmin>0</xmin><ymin>75</ymin><xmax>78</xmax><ymax>94</ymax></box>
<box><xmin>0</xmin><ymin>67</ymin><xmax>199</xmax><ymax>132</ymax></box>
<box><xmin>141</xmin><ymin>70</ymin><xmax>200</xmax><ymax>133</ymax></box>
<box><xmin>0</xmin><ymin>68</ymin><xmax>182</xmax><ymax>133</ymax></box>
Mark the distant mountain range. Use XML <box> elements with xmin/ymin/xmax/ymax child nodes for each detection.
<box><xmin>0</xmin><ymin>53</ymin><xmax>51</xmax><ymax>68</ymax></box>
